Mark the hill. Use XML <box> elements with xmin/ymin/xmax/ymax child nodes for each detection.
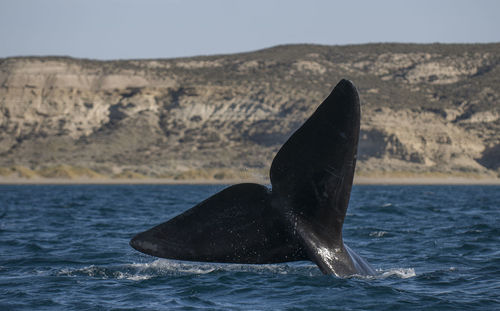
<box><xmin>0</xmin><ymin>43</ymin><xmax>499</xmax><ymax>181</ymax></box>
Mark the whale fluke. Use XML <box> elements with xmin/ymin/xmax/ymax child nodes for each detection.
<box><xmin>130</xmin><ymin>183</ymin><xmax>307</xmax><ymax>263</ymax></box>
<box><xmin>130</xmin><ymin>79</ymin><xmax>375</xmax><ymax>277</ymax></box>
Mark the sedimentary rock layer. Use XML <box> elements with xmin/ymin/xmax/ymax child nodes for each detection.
<box><xmin>0</xmin><ymin>43</ymin><xmax>499</xmax><ymax>179</ymax></box>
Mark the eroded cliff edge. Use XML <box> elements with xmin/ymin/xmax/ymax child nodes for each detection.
<box><xmin>0</xmin><ymin>43</ymin><xmax>499</xmax><ymax>181</ymax></box>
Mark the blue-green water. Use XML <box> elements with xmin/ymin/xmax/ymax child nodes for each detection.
<box><xmin>0</xmin><ymin>185</ymin><xmax>499</xmax><ymax>310</ymax></box>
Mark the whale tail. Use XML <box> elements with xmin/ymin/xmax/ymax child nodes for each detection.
<box><xmin>130</xmin><ymin>80</ymin><xmax>375</xmax><ymax>276</ymax></box>
<box><xmin>130</xmin><ymin>183</ymin><xmax>308</xmax><ymax>264</ymax></box>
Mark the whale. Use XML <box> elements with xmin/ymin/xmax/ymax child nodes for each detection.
<box><xmin>130</xmin><ymin>79</ymin><xmax>376</xmax><ymax>277</ymax></box>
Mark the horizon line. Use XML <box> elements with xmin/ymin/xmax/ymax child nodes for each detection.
<box><xmin>2</xmin><ymin>41</ymin><xmax>499</xmax><ymax>62</ymax></box>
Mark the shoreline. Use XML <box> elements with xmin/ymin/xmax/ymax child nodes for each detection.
<box><xmin>0</xmin><ymin>176</ymin><xmax>499</xmax><ymax>185</ymax></box>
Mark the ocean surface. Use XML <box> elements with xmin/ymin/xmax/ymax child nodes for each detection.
<box><xmin>0</xmin><ymin>184</ymin><xmax>499</xmax><ymax>310</ymax></box>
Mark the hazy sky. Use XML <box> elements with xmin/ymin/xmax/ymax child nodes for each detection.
<box><xmin>1</xmin><ymin>0</ymin><xmax>499</xmax><ymax>60</ymax></box>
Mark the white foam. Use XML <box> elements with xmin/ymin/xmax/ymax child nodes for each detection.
<box><xmin>58</xmin><ymin>260</ymin><xmax>306</xmax><ymax>282</ymax></box>
<box><xmin>114</xmin><ymin>271</ymin><xmax>153</xmax><ymax>281</ymax></box>
<box><xmin>128</xmin><ymin>259</ymin><xmax>318</xmax><ymax>276</ymax></box>
<box><xmin>61</xmin><ymin>260</ymin><xmax>409</xmax><ymax>280</ymax></box>
<box><xmin>58</xmin><ymin>265</ymin><xmax>110</xmax><ymax>278</ymax></box>
<box><xmin>369</xmin><ymin>231</ymin><xmax>388</xmax><ymax>237</ymax></box>
<box><xmin>377</xmin><ymin>268</ymin><xmax>416</xmax><ymax>279</ymax></box>
<box><xmin>127</xmin><ymin>259</ymin><xmax>217</xmax><ymax>275</ymax></box>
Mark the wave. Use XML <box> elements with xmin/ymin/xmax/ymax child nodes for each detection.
<box><xmin>369</xmin><ymin>231</ymin><xmax>388</xmax><ymax>237</ymax></box>
<box><xmin>56</xmin><ymin>259</ymin><xmax>417</xmax><ymax>281</ymax></box>
<box><xmin>377</xmin><ymin>268</ymin><xmax>416</xmax><ymax>279</ymax></box>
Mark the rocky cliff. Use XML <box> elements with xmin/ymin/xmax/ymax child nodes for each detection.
<box><xmin>0</xmin><ymin>43</ymin><xmax>499</xmax><ymax>180</ymax></box>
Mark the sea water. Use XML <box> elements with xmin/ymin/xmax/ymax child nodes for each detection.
<box><xmin>0</xmin><ymin>185</ymin><xmax>499</xmax><ymax>310</ymax></box>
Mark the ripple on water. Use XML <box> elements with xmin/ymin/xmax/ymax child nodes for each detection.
<box><xmin>1</xmin><ymin>185</ymin><xmax>499</xmax><ymax>310</ymax></box>
<box><xmin>377</xmin><ymin>268</ymin><xmax>417</xmax><ymax>279</ymax></box>
<box><xmin>56</xmin><ymin>259</ymin><xmax>324</xmax><ymax>281</ymax></box>
<box><xmin>54</xmin><ymin>258</ymin><xmax>417</xmax><ymax>285</ymax></box>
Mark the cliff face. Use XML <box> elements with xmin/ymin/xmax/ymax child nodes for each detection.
<box><xmin>0</xmin><ymin>43</ymin><xmax>499</xmax><ymax>180</ymax></box>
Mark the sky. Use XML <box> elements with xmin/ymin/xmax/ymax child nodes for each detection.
<box><xmin>0</xmin><ymin>0</ymin><xmax>499</xmax><ymax>60</ymax></box>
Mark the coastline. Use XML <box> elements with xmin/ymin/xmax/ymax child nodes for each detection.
<box><xmin>0</xmin><ymin>176</ymin><xmax>499</xmax><ymax>185</ymax></box>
